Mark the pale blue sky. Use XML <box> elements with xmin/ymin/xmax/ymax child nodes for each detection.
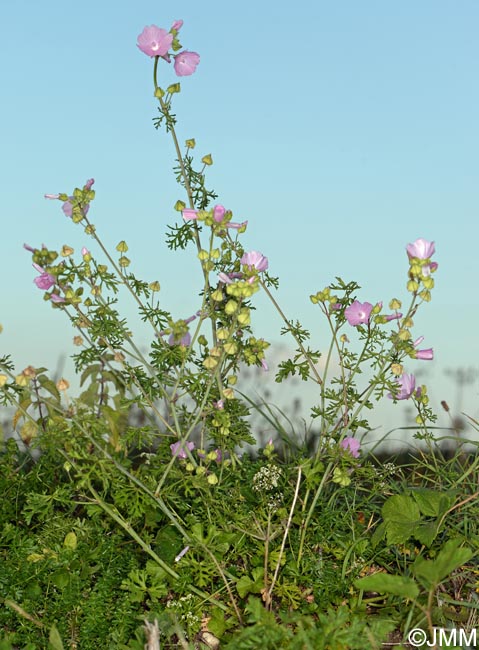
<box><xmin>1</xmin><ymin>1</ymin><xmax>478</xmax><ymax>441</ymax></box>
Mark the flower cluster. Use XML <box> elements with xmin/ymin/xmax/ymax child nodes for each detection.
<box><xmin>137</xmin><ymin>21</ymin><xmax>200</xmax><ymax>77</ymax></box>
<box><xmin>170</xmin><ymin>440</ymin><xmax>195</xmax><ymax>459</ymax></box>
<box><xmin>252</xmin><ymin>464</ymin><xmax>282</xmax><ymax>492</ymax></box>
<box><xmin>182</xmin><ymin>204</ymin><xmax>247</xmax><ymax>232</ymax></box>
<box><xmin>341</xmin><ymin>437</ymin><xmax>361</xmax><ymax>458</ymax></box>
<box><xmin>406</xmin><ymin>237</ymin><xmax>438</xmax><ymax>301</ymax></box>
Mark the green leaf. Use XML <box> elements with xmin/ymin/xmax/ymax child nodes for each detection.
<box><xmin>63</xmin><ymin>532</ymin><xmax>77</xmax><ymax>550</ymax></box>
<box><xmin>37</xmin><ymin>375</ymin><xmax>61</xmax><ymax>400</ymax></box>
<box><xmin>354</xmin><ymin>573</ymin><xmax>419</xmax><ymax>600</ymax></box>
<box><xmin>236</xmin><ymin>567</ymin><xmax>264</xmax><ymax>598</ymax></box>
<box><xmin>51</xmin><ymin>569</ymin><xmax>70</xmax><ymax>589</ymax></box>
<box><xmin>382</xmin><ymin>494</ymin><xmax>421</xmax><ymax>545</ymax></box>
<box><xmin>413</xmin><ymin>521</ymin><xmax>439</xmax><ymax>547</ymax></box>
<box><xmin>413</xmin><ymin>538</ymin><xmax>474</xmax><ymax>586</ymax></box>
<box><xmin>410</xmin><ymin>488</ymin><xmax>454</xmax><ymax>517</ymax></box>
<box><xmin>48</xmin><ymin>624</ymin><xmax>65</xmax><ymax>650</ymax></box>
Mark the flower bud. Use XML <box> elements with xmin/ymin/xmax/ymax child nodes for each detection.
<box><xmin>398</xmin><ymin>329</ymin><xmax>411</xmax><ymax>341</ymax></box>
<box><xmin>211</xmin><ymin>289</ymin><xmax>224</xmax><ymax>302</ymax></box>
<box><xmin>419</xmin><ymin>289</ymin><xmax>431</xmax><ymax>302</ymax></box>
<box><xmin>391</xmin><ymin>363</ymin><xmax>403</xmax><ymax>376</ymax></box>
<box><xmin>203</xmin><ymin>357</ymin><xmax>218</xmax><ymax>370</ymax></box>
<box><xmin>422</xmin><ymin>276</ymin><xmax>434</xmax><ymax>290</ymax></box>
<box><xmin>224</xmin><ymin>300</ymin><xmax>238</xmax><ymax>315</ymax></box>
<box><xmin>223</xmin><ymin>341</ymin><xmax>238</xmax><ymax>355</ymax></box>
<box><xmin>167</xmin><ymin>82</ymin><xmax>181</xmax><ymax>94</ymax></box>
<box><xmin>56</xmin><ymin>378</ymin><xmax>70</xmax><ymax>391</ymax></box>
<box><xmin>237</xmin><ymin>308</ymin><xmax>251</xmax><ymax>326</ymax></box>
<box><xmin>174</xmin><ymin>200</ymin><xmax>186</xmax><ymax>211</ymax></box>
<box><xmin>116</xmin><ymin>240</ymin><xmax>128</xmax><ymax>253</ymax></box>
<box><xmin>202</xmin><ymin>154</ymin><xmax>213</xmax><ymax>165</ymax></box>
<box><xmin>61</xmin><ymin>245</ymin><xmax>74</xmax><ymax>257</ymax></box>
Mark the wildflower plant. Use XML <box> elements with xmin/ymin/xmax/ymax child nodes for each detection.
<box><xmin>2</xmin><ymin>17</ymin><xmax>473</xmax><ymax>650</ymax></box>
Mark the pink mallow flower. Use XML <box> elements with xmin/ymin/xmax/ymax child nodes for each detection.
<box><xmin>50</xmin><ymin>293</ymin><xmax>66</xmax><ymax>304</ymax></box>
<box><xmin>32</xmin><ymin>263</ymin><xmax>55</xmax><ymax>290</ymax></box>
<box><xmin>407</xmin><ymin>238</ymin><xmax>437</xmax><ymax>277</ymax></box>
<box><xmin>388</xmin><ymin>373</ymin><xmax>416</xmax><ymax>400</ymax></box>
<box><xmin>174</xmin><ymin>51</ymin><xmax>200</xmax><ymax>76</ymax></box>
<box><xmin>341</xmin><ymin>437</ymin><xmax>360</xmax><ymax>458</ymax></box>
<box><xmin>137</xmin><ymin>25</ymin><xmax>173</xmax><ymax>57</ymax></box>
<box><xmin>413</xmin><ymin>336</ymin><xmax>433</xmax><ymax>361</ymax></box>
<box><xmin>227</xmin><ymin>220</ymin><xmax>248</xmax><ymax>230</ymax></box>
<box><xmin>168</xmin><ymin>331</ymin><xmax>191</xmax><ymax>347</ymax></box>
<box><xmin>384</xmin><ymin>312</ymin><xmax>403</xmax><ymax>322</ymax></box>
<box><xmin>170</xmin><ymin>440</ymin><xmax>195</xmax><ymax>459</ymax></box>
<box><xmin>171</xmin><ymin>19</ymin><xmax>183</xmax><ymax>32</ymax></box>
<box><xmin>213</xmin><ymin>205</ymin><xmax>226</xmax><ymax>222</ymax></box>
<box><xmin>62</xmin><ymin>199</ymin><xmax>90</xmax><ymax>218</ymax></box>
<box><xmin>407</xmin><ymin>238</ymin><xmax>435</xmax><ymax>260</ymax></box>
<box><xmin>240</xmin><ymin>251</ymin><xmax>269</xmax><ymax>272</ymax></box>
<box><xmin>344</xmin><ymin>300</ymin><xmax>373</xmax><ymax>326</ymax></box>
<box><xmin>415</xmin><ymin>348</ymin><xmax>433</xmax><ymax>360</ymax></box>
<box><xmin>182</xmin><ymin>208</ymin><xmax>198</xmax><ymax>221</ymax></box>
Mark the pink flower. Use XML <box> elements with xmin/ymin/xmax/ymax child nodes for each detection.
<box><xmin>218</xmin><ymin>272</ymin><xmax>233</xmax><ymax>284</ymax></box>
<box><xmin>341</xmin><ymin>437</ymin><xmax>360</xmax><ymax>458</ymax></box>
<box><xmin>44</xmin><ymin>193</ymin><xmax>60</xmax><ymax>200</ymax></box>
<box><xmin>240</xmin><ymin>251</ymin><xmax>269</xmax><ymax>272</ymax></box>
<box><xmin>170</xmin><ymin>440</ymin><xmax>195</xmax><ymax>459</ymax></box>
<box><xmin>137</xmin><ymin>25</ymin><xmax>173</xmax><ymax>57</ymax></box>
<box><xmin>23</xmin><ymin>243</ymin><xmax>37</xmax><ymax>253</ymax></box>
<box><xmin>413</xmin><ymin>336</ymin><xmax>433</xmax><ymax>360</ymax></box>
<box><xmin>62</xmin><ymin>199</ymin><xmax>90</xmax><ymax>218</ymax></box>
<box><xmin>171</xmin><ymin>20</ymin><xmax>183</xmax><ymax>32</ymax></box>
<box><xmin>50</xmin><ymin>293</ymin><xmax>66</xmax><ymax>304</ymax></box>
<box><xmin>261</xmin><ymin>358</ymin><xmax>269</xmax><ymax>372</ymax></box>
<box><xmin>407</xmin><ymin>238</ymin><xmax>435</xmax><ymax>260</ymax></box>
<box><xmin>415</xmin><ymin>348</ymin><xmax>433</xmax><ymax>361</ymax></box>
<box><xmin>227</xmin><ymin>220</ymin><xmax>248</xmax><ymax>230</ymax></box>
<box><xmin>182</xmin><ymin>208</ymin><xmax>198</xmax><ymax>221</ymax></box>
<box><xmin>84</xmin><ymin>178</ymin><xmax>95</xmax><ymax>190</ymax></box>
<box><xmin>168</xmin><ymin>331</ymin><xmax>191</xmax><ymax>347</ymax></box>
<box><xmin>344</xmin><ymin>300</ymin><xmax>373</xmax><ymax>326</ymax></box>
<box><xmin>384</xmin><ymin>312</ymin><xmax>403</xmax><ymax>322</ymax></box>
<box><xmin>174</xmin><ymin>51</ymin><xmax>200</xmax><ymax>76</ymax></box>
<box><xmin>32</xmin><ymin>263</ymin><xmax>55</xmax><ymax>290</ymax></box>
<box><xmin>388</xmin><ymin>373</ymin><xmax>416</xmax><ymax>400</ymax></box>
<box><xmin>213</xmin><ymin>205</ymin><xmax>226</xmax><ymax>222</ymax></box>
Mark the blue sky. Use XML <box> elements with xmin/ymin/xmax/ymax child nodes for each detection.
<box><xmin>1</xmin><ymin>1</ymin><xmax>478</xmax><ymax>442</ymax></box>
